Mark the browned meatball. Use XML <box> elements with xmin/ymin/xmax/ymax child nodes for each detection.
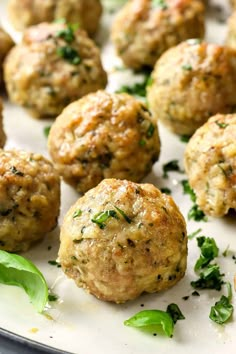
<box><xmin>48</xmin><ymin>90</ymin><xmax>160</xmax><ymax>193</ymax></box>
<box><xmin>4</xmin><ymin>22</ymin><xmax>107</xmax><ymax>118</ymax></box>
<box><xmin>0</xmin><ymin>28</ymin><xmax>14</xmax><ymax>86</ymax></box>
<box><xmin>0</xmin><ymin>149</ymin><xmax>60</xmax><ymax>252</ymax></box>
<box><xmin>0</xmin><ymin>99</ymin><xmax>6</xmax><ymax>148</ymax></box>
<box><xmin>59</xmin><ymin>179</ymin><xmax>187</xmax><ymax>303</ymax></box>
<box><xmin>147</xmin><ymin>40</ymin><xmax>236</xmax><ymax>135</ymax></box>
<box><xmin>8</xmin><ymin>0</ymin><xmax>102</xmax><ymax>36</ymax></box>
<box><xmin>111</xmin><ymin>0</ymin><xmax>205</xmax><ymax>70</ymax></box>
<box><xmin>184</xmin><ymin>114</ymin><xmax>236</xmax><ymax>217</ymax></box>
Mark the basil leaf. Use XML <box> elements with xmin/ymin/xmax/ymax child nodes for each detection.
<box><xmin>194</xmin><ymin>237</ymin><xmax>219</xmax><ymax>270</ymax></box>
<box><xmin>209</xmin><ymin>283</ymin><xmax>233</xmax><ymax>324</ymax></box>
<box><xmin>124</xmin><ymin>310</ymin><xmax>174</xmax><ymax>337</ymax></box>
<box><xmin>166</xmin><ymin>303</ymin><xmax>185</xmax><ymax>324</ymax></box>
<box><xmin>0</xmin><ymin>250</ymin><xmax>48</xmax><ymax>313</ymax></box>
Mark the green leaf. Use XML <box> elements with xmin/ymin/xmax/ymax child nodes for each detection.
<box><xmin>209</xmin><ymin>283</ymin><xmax>233</xmax><ymax>324</ymax></box>
<box><xmin>124</xmin><ymin>310</ymin><xmax>174</xmax><ymax>337</ymax></box>
<box><xmin>114</xmin><ymin>206</ymin><xmax>132</xmax><ymax>223</ymax></box>
<box><xmin>162</xmin><ymin>160</ymin><xmax>182</xmax><ymax>178</ymax></box>
<box><xmin>43</xmin><ymin>125</ymin><xmax>51</xmax><ymax>137</ymax></box>
<box><xmin>188</xmin><ymin>204</ymin><xmax>207</xmax><ymax>222</ymax></box>
<box><xmin>191</xmin><ymin>264</ymin><xmax>224</xmax><ymax>291</ymax></box>
<box><xmin>166</xmin><ymin>303</ymin><xmax>185</xmax><ymax>324</ymax></box>
<box><xmin>187</xmin><ymin>228</ymin><xmax>202</xmax><ymax>239</ymax></box>
<box><xmin>194</xmin><ymin>237</ymin><xmax>219</xmax><ymax>270</ymax></box>
<box><xmin>0</xmin><ymin>250</ymin><xmax>48</xmax><ymax>313</ymax></box>
<box><xmin>91</xmin><ymin>210</ymin><xmax>118</xmax><ymax>229</ymax></box>
<box><xmin>181</xmin><ymin>180</ymin><xmax>196</xmax><ymax>202</ymax></box>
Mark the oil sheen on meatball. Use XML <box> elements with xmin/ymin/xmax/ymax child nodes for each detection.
<box><xmin>0</xmin><ymin>28</ymin><xmax>14</xmax><ymax>86</ymax></box>
<box><xmin>184</xmin><ymin>114</ymin><xmax>236</xmax><ymax>217</ymax></box>
<box><xmin>8</xmin><ymin>0</ymin><xmax>102</xmax><ymax>36</ymax></box>
<box><xmin>59</xmin><ymin>178</ymin><xmax>187</xmax><ymax>303</ymax></box>
<box><xmin>147</xmin><ymin>40</ymin><xmax>236</xmax><ymax>135</ymax></box>
<box><xmin>0</xmin><ymin>149</ymin><xmax>60</xmax><ymax>252</ymax></box>
<box><xmin>111</xmin><ymin>0</ymin><xmax>205</xmax><ymax>70</ymax></box>
<box><xmin>0</xmin><ymin>99</ymin><xmax>6</xmax><ymax>148</ymax></box>
<box><xmin>4</xmin><ymin>22</ymin><xmax>107</xmax><ymax>118</ymax></box>
<box><xmin>48</xmin><ymin>91</ymin><xmax>160</xmax><ymax>193</ymax></box>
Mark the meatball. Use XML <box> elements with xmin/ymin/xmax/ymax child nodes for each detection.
<box><xmin>226</xmin><ymin>11</ymin><xmax>236</xmax><ymax>49</ymax></box>
<box><xmin>8</xmin><ymin>0</ymin><xmax>102</xmax><ymax>37</ymax></box>
<box><xmin>147</xmin><ymin>40</ymin><xmax>236</xmax><ymax>135</ymax></box>
<box><xmin>0</xmin><ymin>28</ymin><xmax>14</xmax><ymax>86</ymax></box>
<box><xmin>0</xmin><ymin>99</ymin><xmax>6</xmax><ymax>148</ymax></box>
<box><xmin>48</xmin><ymin>91</ymin><xmax>160</xmax><ymax>193</ymax></box>
<box><xmin>59</xmin><ymin>178</ymin><xmax>187</xmax><ymax>303</ymax></box>
<box><xmin>111</xmin><ymin>0</ymin><xmax>205</xmax><ymax>70</ymax></box>
<box><xmin>0</xmin><ymin>149</ymin><xmax>60</xmax><ymax>252</ymax></box>
<box><xmin>4</xmin><ymin>22</ymin><xmax>107</xmax><ymax>118</ymax></box>
<box><xmin>184</xmin><ymin>114</ymin><xmax>236</xmax><ymax>217</ymax></box>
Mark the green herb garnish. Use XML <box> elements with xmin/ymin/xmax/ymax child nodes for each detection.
<box><xmin>57</xmin><ymin>46</ymin><xmax>81</xmax><ymax>65</ymax></box>
<box><xmin>48</xmin><ymin>260</ymin><xmax>61</xmax><ymax>268</ymax></box>
<box><xmin>10</xmin><ymin>166</ymin><xmax>24</xmax><ymax>176</ymax></box>
<box><xmin>191</xmin><ymin>264</ymin><xmax>224</xmax><ymax>291</ymax></box>
<box><xmin>56</xmin><ymin>24</ymin><xmax>78</xmax><ymax>43</ymax></box>
<box><xmin>222</xmin><ymin>245</ymin><xmax>230</xmax><ymax>257</ymax></box>
<box><xmin>209</xmin><ymin>282</ymin><xmax>233</xmax><ymax>324</ymax></box>
<box><xmin>215</xmin><ymin>121</ymin><xmax>229</xmax><ymax>129</ymax></box>
<box><xmin>162</xmin><ymin>160</ymin><xmax>182</xmax><ymax>178</ymax></box>
<box><xmin>73</xmin><ymin>209</ymin><xmax>82</xmax><ymax>218</ymax></box>
<box><xmin>116</xmin><ymin>73</ymin><xmax>150</xmax><ymax>98</ymax></box>
<box><xmin>124</xmin><ymin>309</ymin><xmax>174</xmax><ymax>337</ymax></box>
<box><xmin>182</xmin><ymin>64</ymin><xmax>192</xmax><ymax>71</ymax></box>
<box><xmin>114</xmin><ymin>206</ymin><xmax>132</xmax><ymax>223</ymax></box>
<box><xmin>152</xmin><ymin>0</ymin><xmax>168</xmax><ymax>10</ymax></box>
<box><xmin>188</xmin><ymin>228</ymin><xmax>202</xmax><ymax>239</ymax></box>
<box><xmin>166</xmin><ymin>303</ymin><xmax>185</xmax><ymax>324</ymax></box>
<box><xmin>91</xmin><ymin>210</ymin><xmax>118</xmax><ymax>229</ymax></box>
<box><xmin>146</xmin><ymin>123</ymin><xmax>155</xmax><ymax>138</ymax></box>
<box><xmin>194</xmin><ymin>236</ymin><xmax>219</xmax><ymax>271</ymax></box>
<box><xmin>181</xmin><ymin>180</ymin><xmax>207</xmax><ymax>222</ymax></box>
<box><xmin>43</xmin><ymin>125</ymin><xmax>51</xmax><ymax>137</ymax></box>
<box><xmin>48</xmin><ymin>293</ymin><xmax>58</xmax><ymax>302</ymax></box>
<box><xmin>160</xmin><ymin>187</ymin><xmax>172</xmax><ymax>195</ymax></box>
<box><xmin>180</xmin><ymin>135</ymin><xmax>191</xmax><ymax>143</ymax></box>
<box><xmin>0</xmin><ymin>250</ymin><xmax>48</xmax><ymax>312</ymax></box>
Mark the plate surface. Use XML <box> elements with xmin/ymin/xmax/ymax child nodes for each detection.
<box><xmin>0</xmin><ymin>1</ymin><xmax>235</xmax><ymax>354</ymax></box>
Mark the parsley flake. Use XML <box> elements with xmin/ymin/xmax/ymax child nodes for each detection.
<box><xmin>57</xmin><ymin>46</ymin><xmax>81</xmax><ymax>65</ymax></box>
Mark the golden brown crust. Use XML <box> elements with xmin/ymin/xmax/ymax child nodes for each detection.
<box><xmin>147</xmin><ymin>40</ymin><xmax>236</xmax><ymax>135</ymax></box>
<box><xmin>59</xmin><ymin>178</ymin><xmax>187</xmax><ymax>303</ymax></box>
<box><xmin>184</xmin><ymin>113</ymin><xmax>236</xmax><ymax>217</ymax></box>
<box><xmin>111</xmin><ymin>0</ymin><xmax>205</xmax><ymax>70</ymax></box>
<box><xmin>0</xmin><ymin>149</ymin><xmax>60</xmax><ymax>252</ymax></box>
<box><xmin>48</xmin><ymin>90</ymin><xmax>160</xmax><ymax>193</ymax></box>
<box><xmin>8</xmin><ymin>0</ymin><xmax>102</xmax><ymax>36</ymax></box>
<box><xmin>4</xmin><ymin>22</ymin><xmax>107</xmax><ymax>118</ymax></box>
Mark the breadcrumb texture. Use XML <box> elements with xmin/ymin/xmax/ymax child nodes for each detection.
<box><xmin>48</xmin><ymin>91</ymin><xmax>160</xmax><ymax>193</ymax></box>
<box><xmin>0</xmin><ymin>149</ymin><xmax>60</xmax><ymax>252</ymax></box>
<box><xmin>147</xmin><ymin>40</ymin><xmax>236</xmax><ymax>135</ymax></box>
<box><xmin>111</xmin><ymin>0</ymin><xmax>205</xmax><ymax>70</ymax></box>
<box><xmin>4</xmin><ymin>22</ymin><xmax>107</xmax><ymax>118</ymax></box>
<box><xmin>184</xmin><ymin>114</ymin><xmax>236</xmax><ymax>217</ymax></box>
<box><xmin>59</xmin><ymin>178</ymin><xmax>187</xmax><ymax>303</ymax></box>
<box><xmin>8</xmin><ymin>0</ymin><xmax>102</xmax><ymax>36</ymax></box>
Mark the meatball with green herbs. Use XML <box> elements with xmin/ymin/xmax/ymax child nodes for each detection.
<box><xmin>184</xmin><ymin>113</ymin><xmax>236</xmax><ymax>217</ymax></box>
<box><xmin>48</xmin><ymin>90</ymin><xmax>160</xmax><ymax>193</ymax></box>
<box><xmin>4</xmin><ymin>22</ymin><xmax>107</xmax><ymax>118</ymax></box>
<box><xmin>111</xmin><ymin>0</ymin><xmax>205</xmax><ymax>70</ymax></box>
<box><xmin>0</xmin><ymin>149</ymin><xmax>60</xmax><ymax>252</ymax></box>
<box><xmin>147</xmin><ymin>40</ymin><xmax>236</xmax><ymax>135</ymax></box>
<box><xmin>59</xmin><ymin>178</ymin><xmax>187</xmax><ymax>303</ymax></box>
<box><xmin>8</xmin><ymin>0</ymin><xmax>102</xmax><ymax>37</ymax></box>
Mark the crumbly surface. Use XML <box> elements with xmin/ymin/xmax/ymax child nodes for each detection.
<box><xmin>48</xmin><ymin>91</ymin><xmax>160</xmax><ymax>193</ymax></box>
<box><xmin>0</xmin><ymin>149</ymin><xmax>60</xmax><ymax>252</ymax></box>
<box><xmin>59</xmin><ymin>178</ymin><xmax>187</xmax><ymax>303</ymax></box>
<box><xmin>8</xmin><ymin>0</ymin><xmax>102</xmax><ymax>36</ymax></box>
<box><xmin>111</xmin><ymin>0</ymin><xmax>205</xmax><ymax>70</ymax></box>
<box><xmin>4</xmin><ymin>22</ymin><xmax>107</xmax><ymax>118</ymax></box>
<box><xmin>0</xmin><ymin>27</ymin><xmax>14</xmax><ymax>85</ymax></box>
<box><xmin>226</xmin><ymin>11</ymin><xmax>236</xmax><ymax>49</ymax></box>
<box><xmin>184</xmin><ymin>114</ymin><xmax>236</xmax><ymax>217</ymax></box>
<box><xmin>0</xmin><ymin>99</ymin><xmax>6</xmax><ymax>148</ymax></box>
<box><xmin>147</xmin><ymin>40</ymin><xmax>236</xmax><ymax>135</ymax></box>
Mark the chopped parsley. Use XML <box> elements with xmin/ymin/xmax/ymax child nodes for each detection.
<box><xmin>10</xmin><ymin>166</ymin><xmax>24</xmax><ymax>176</ymax></box>
<box><xmin>146</xmin><ymin>123</ymin><xmax>155</xmax><ymax>138</ymax></box>
<box><xmin>152</xmin><ymin>0</ymin><xmax>168</xmax><ymax>10</ymax></box>
<box><xmin>191</xmin><ymin>264</ymin><xmax>224</xmax><ymax>291</ymax></box>
<box><xmin>160</xmin><ymin>187</ymin><xmax>172</xmax><ymax>195</ymax></box>
<box><xmin>56</xmin><ymin>24</ymin><xmax>78</xmax><ymax>43</ymax></box>
<box><xmin>187</xmin><ymin>228</ymin><xmax>202</xmax><ymax>239</ymax></box>
<box><xmin>73</xmin><ymin>209</ymin><xmax>82</xmax><ymax>218</ymax></box>
<box><xmin>43</xmin><ymin>125</ymin><xmax>51</xmax><ymax>137</ymax></box>
<box><xmin>48</xmin><ymin>293</ymin><xmax>58</xmax><ymax>302</ymax></box>
<box><xmin>91</xmin><ymin>210</ymin><xmax>118</xmax><ymax>229</ymax></box>
<box><xmin>180</xmin><ymin>135</ymin><xmax>191</xmax><ymax>143</ymax></box>
<box><xmin>166</xmin><ymin>303</ymin><xmax>185</xmax><ymax>324</ymax></box>
<box><xmin>162</xmin><ymin>160</ymin><xmax>182</xmax><ymax>178</ymax></box>
<box><xmin>215</xmin><ymin>121</ymin><xmax>229</xmax><ymax>129</ymax></box>
<box><xmin>194</xmin><ymin>236</ymin><xmax>219</xmax><ymax>271</ymax></box>
<box><xmin>182</xmin><ymin>64</ymin><xmax>192</xmax><ymax>71</ymax></box>
<box><xmin>114</xmin><ymin>206</ymin><xmax>132</xmax><ymax>223</ymax></box>
<box><xmin>222</xmin><ymin>245</ymin><xmax>230</xmax><ymax>257</ymax></box>
<box><xmin>57</xmin><ymin>46</ymin><xmax>81</xmax><ymax>65</ymax></box>
<box><xmin>181</xmin><ymin>180</ymin><xmax>207</xmax><ymax>222</ymax></box>
<box><xmin>48</xmin><ymin>260</ymin><xmax>61</xmax><ymax>268</ymax></box>
<box><xmin>116</xmin><ymin>73</ymin><xmax>150</xmax><ymax>98</ymax></box>
<box><xmin>209</xmin><ymin>282</ymin><xmax>233</xmax><ymax>324</ymax></box>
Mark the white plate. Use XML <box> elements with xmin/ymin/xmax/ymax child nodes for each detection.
<box><xmin>0</xmin><ymin>1</ymin><xmax>235</xmax><ymax>354</ymax></box>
